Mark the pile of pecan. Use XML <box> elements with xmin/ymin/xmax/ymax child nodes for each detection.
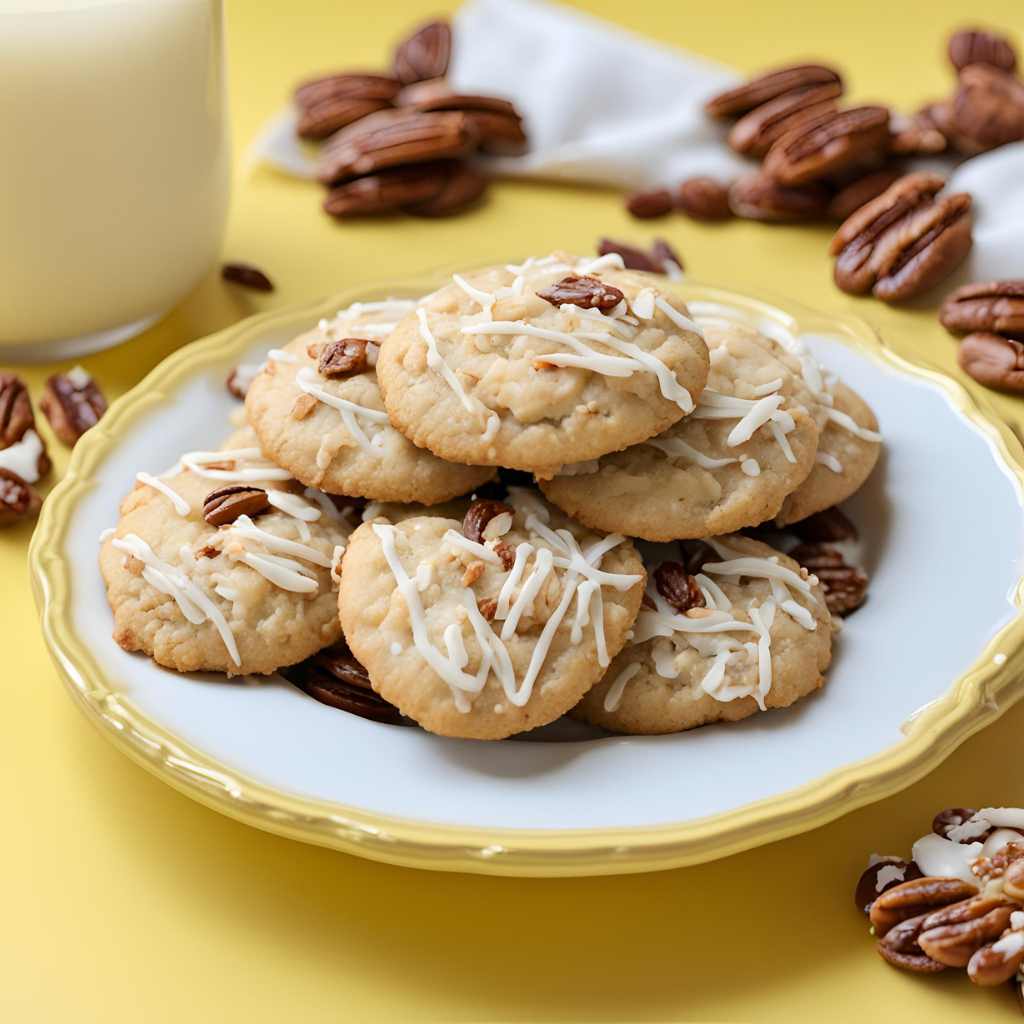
<box><xmin>0</xmin><ymin>368</ymin><xmax>106</xmax><ymax>529</ymax></box>
<box><xmin>856</xmin><ymin>807</ymin><xmax>1024</xmax><ymax>1010</ymax></box>
<box><xmin>940</xmin><ymin>280</ymin><xmax>1024</xmax><ymax>392</ymax></box>
<box><xmin>293</xmin><ymin>19</ymin><xmax>527</xmax><ymax>219</ymax></box>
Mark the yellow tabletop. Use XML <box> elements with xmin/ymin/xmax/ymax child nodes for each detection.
<box><xmin>4</xmin><ymin>1</ymin><xmax>1023</xmax><ymax>1020</ymax></box>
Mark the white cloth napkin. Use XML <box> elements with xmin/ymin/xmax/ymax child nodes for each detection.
<box><xmin>250</xmin><ymin>0</ymin><xmax>1024</xmax><ymax>280</ymax></box>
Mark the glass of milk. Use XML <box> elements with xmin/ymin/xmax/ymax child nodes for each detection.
<box><xmin>0</xmin><ymin>0</ymin><xmax>230</xmax><ymax>362</ymax></box>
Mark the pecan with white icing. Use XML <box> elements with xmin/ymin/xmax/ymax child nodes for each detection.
<box><xmin>537</xmin><ymin>276</ymin><xmax>626</xmax><ymax>312</ymax></box>
<box><xmin>0</xmin><ymin>468</ymin><xmax>41</xmax><ymax>527</ymax></box>
<box><xmin>462</xmin><ymin>498</ymin><xmax>515</xmax><ymax>545</ymax></box>
<box><xmin>39</xmin><ymin>368</ymin><xmax>107</xmax><ymax>446</ymax></box>
<box><xmin>0</xmin><ymin>372</ymin><xmax>34</xmax><ymax>450</ymax></box>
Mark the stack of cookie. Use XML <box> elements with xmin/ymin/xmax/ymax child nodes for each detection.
<box><xmin>101</xmin><ymin>252</ymin><xmax>881</xmax><ymax>741</ymax></box>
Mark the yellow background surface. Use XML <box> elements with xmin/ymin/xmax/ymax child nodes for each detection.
<box><xmin>3</xmin><ymin>1</ymin><xmax>1024</xmax><ymax>1020</ymax></box>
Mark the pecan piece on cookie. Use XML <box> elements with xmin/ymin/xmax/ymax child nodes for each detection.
<box><xmin>463</xmin><ymin>498</ymin><xmax>515</xmax><ymax>545</ymax></box>
<box><xmin>0</xmin><ymin>372</ymin><xmax>35</xmax><ymax>450</ymax></box>
<box><xmin>727</xmin><ymin>82</ymin><xmax>842</xmax><ymax>158</ymax></box>
<box><xmin>653</xmin><ymin>561</ymin><xmax>705</xmax><ymax>612</ymax></box>
<box><xmin>727</xmin><ymin>172</ymin><xmax>830</xmax><ymax>221</ymax></box>
<box><xmin>763</xmin><ymin>106</ymin><xmax>891</xmax><ymax>186</ymax></box>
<box><xmin>202</xmin><ymin>485</ymin><xmax>270</xmax><ymax>526</ymax></box>
<box><xmin>940</xmin><ymin>280</ymin><xmax>1024</xmax><ymax>338</ymax></box>
<box><xmin>948</xmin><ymin>28</ymin><xmax>1018</xmax><ymax>74</ymax></box>
<box><xmin>704</xmin><ymin>64</ymin><xmax>843</xmax><ymax>118</ymax></box>
<box><xmin>538</xmin><ymin>276</ymin><xmax>626</xmax><ymax>312</ymax></box>
<box><xmin>0</xmin><ymin>468</ymin><xmax>42</xmax><ymax>527</ymax></box>
<box><xmin>675</xmin><ymin>178</ymin><xmax>732</xmax><ymax>221</ymax></box>
<box><xmin>39</xmin><ymin>367</ymin><xmax>107</xmax><ymax>446</ymax></box>
<box><xmin>830</xmin><ymin>172</ymin><xmax>972</xmax><ymax>300</ymax></box>
<box><xmin>957</xmin><ymin>333</ymin><xmax>1024</xmax><ymax>391</ymax></box>
<box><xmin>319</xmin><ymin>338</ymin><xmax>371</xmax><ymax>377</ymax></box>
<box><xmin>394</xmin><ymin>20</ymin><xmax>451</xmax><ymax>85</ymax></box>
<box><xmin>788</xmin><ymin>544</ymin><xmax>868</xmax><ymax>616</ymax></box>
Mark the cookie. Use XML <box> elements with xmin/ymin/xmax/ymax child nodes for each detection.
<box><xmin>776</xmin><ymin>379</ymin><xmax>880</xmax><ymax>525</ymax></box>
<box><xmin>246</xmin><ymin>298</ymin><xmax>493</xmax><ymax>503</ymax></box>
<box><xmin>571</xmin><ymin>534</ymin><xmax>832</xmax><ymax>734</ymax></box>
<box><xmin>375</xmin><ymin>252</ymin><xmax>710</xmax><ymax>477</ymax></box>
<box><xmin>539</xmin><ymin>321</ymin><xmax>821</xmax><ymax>540</ymax></box>
<box><xmin>338</xmin><ymin>489</ymin><xmax>646</xmax><ymax>739</ymax></box>
<box><xmin>100</xmin><ymin>428</ymin><xmax>354</xmax><ymax>676</ymax></box>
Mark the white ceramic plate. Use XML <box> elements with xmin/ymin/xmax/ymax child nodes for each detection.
<box><xmin>31</xmin><ymin>274</ymin><xmax>1024</xmax><ymax>876</ymax></box>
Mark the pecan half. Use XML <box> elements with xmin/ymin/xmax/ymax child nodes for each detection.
<box><xmin>956</xmin><ymin>333</ymin><xmax>1024</xmax><ymax>392</ymax></box>
<box><xmin>478</xmin><ymin>596</ymin><xmax>498</xmax><ymax>621</ymax></box>
<box><xmin>538</xmin><ymin>276</ymin><xmax>626</xmax><ymax>311</ymax></box>
<box><xmin>933</xmin><ymin>807</ymin><xmax>985</xmax><ymax>840</ymax></box>
<box><xmin>1004</xmin><ymin>857</ymin><xmax>1024</xmax><ymax>900</ymax></box>
<box><xmin>316</xmin><ymin>108</ymin><xmax>479</xmax><ymax>184</ymax></box>
<box><xmin>0</xmin><ymin>468</ymin><xmax>41</xmax><ymax>527</ymax></box>
<box><xmin>830</xmin><ymin>172</ymin><xmax>972</xmax><ymax>301</ymax></box>
<box><xmin>825</xmin><ymin>169</ymin><xmax>903</xmax><ymax>221</ymax></box>
<box><xmin>651</xmin><ymin>239</ymin><xmax>684</xmax><ymax>273</ymax></box>
<box><xmin>625</xmin><ymin>190</ymin><xmax>673</xmax><ymax>219</ymax></box>
<box><xmin>654</xmin><ymin>561</ymin><xmax>705</xmax><ymax>612</ymax></box>
<box><xmin>294</xmin><ymin>73</ymin><xmax>401</xmax><ymax>112</ymax></box>
<box><xmin>855</xmin><ymin>858</ymin><xmax>923</xmax><ymax>915</ymax></box>
<box><xmin>790</xmin><ymin>506</ymin><xmax>858</xmax><ymax>543</ymax></box>
<box><xmin>597</xmin><ymin>238</ymin><xmax>660</xmax><ymax>272</ymax></box>
<box><xmin>949</xmin><ymin>29</ymin><xmax>1018</xmax><ymax>74</ymax></box>
<box><xmin>763</xmin><ymin>106</ymin><xmax>891</xmax><ymax>186</ymax></box>
<box><xmin>946</xmin><ymin>64</ymin><xmax>1024</xmax><ymax>155</ymax></box>
<box><xmin>918</xmin><ymin>898</ymin><xmax>1018</xmax><ymax>967</ymax></box>
<box><xmin>869</xmin><ymin>876</ymin><xmax>979</xmax><ymax>937</ymax></box>
<box><xmin>409</xmin><ymin>95</ymin><xmax>528</xmax><ymax>155</ymax></box>
<box><xmin>675</xmin><ymin>178</ymin><xmax>732</xmax><ymax>221</ymax></box>
<box><xmin>727</xmin><ymin>82</ymin><xmax>842</xmax><ymax>158</ymax></box>
<box><xmin>202</xmin><ymin>485</ymin><xmax>270</xmax><ymax>526</ymax></box>
<box><xmin>0</xmin><ymin>372</ymin><xmax>34</xmax><ymax>450</ymax></box>
<box><xmin>279</xmin><ymin>639</ymin><xmax>408</xmax><ymax>726</ymax></box>
<box><xmin>319</xmin><ymin>338</ymin><xmax>371</xmax><ymax>377</ymax></box>
<box><xmin>888</xmin><ymin>111</ymin><xmax>948</xmax><ymax>156</ymax></box>
<box><xmin>293</xmin><ymin>74</ymin><xmax>401</xmax><ymax>140</ymax></box>
<box><xmin>728</xmin><ymin>172</ymin><xmax>830</xmax><ymax>221</ymax></box>
<box><xmin>403</xmin><ymin>162</ymin><xmax>487</xmax><ymax>217</ymax></box>
<box><xmin>221</xmin><ymin>262</ymin><xmax>273</xmax><ymax>291</ymax></box>
<box><xmin>940</xmin><ymin>281</ymin><xmax>1024</xmax><ymax>337</ymax></box>
<box><xmin>39</xmin><ymin>369</ymin><xmax>107</xmax><ymax>446</ymax></box>
<box><xmin>968</xmin><ymin>929</ymin><xmax>1024</xmax><ymax>986</ymax></box>
<box><xmin>463</xmin><ymin>498</ymin><xmax>515</xmax><ymax>545</ymax></box>
<box><xmin>394</xmin><ymin>20</ymin><xmax>451</xmax><ymax>85</ymax></box>
<box><xmin>788</xmin><ymin>544</ymin><xmax>868</xmax><ymax>616</ymax></box>
<box><xmin>877</xmin><ymin>913</ymin><xmax>948</xmax><ymax>973</ymax></box>
<box><xmin>704</xmin><ymin>64</ymin><xmax>843</xmax><ymax>118</ymax></box>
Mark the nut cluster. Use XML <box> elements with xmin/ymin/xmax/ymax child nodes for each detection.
<box><xmin>855</xmin><ymin>807</ymin><xmax>1024</xmax><ymax>1007</ymax></box>
<box><xmin>940</xmin><ymin>281</ymin><xmax>1024</xmax><ymax>392</ymax></box>
<box><xmin>293</xmin><ymin>20</ymin><xmax>527</xmax><ymax>219</ymax></box>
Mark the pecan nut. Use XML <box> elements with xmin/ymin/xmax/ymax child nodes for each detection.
<box><xmin>826</xmin><ymin>170</ymin><xmax>904</xmax><ymax>221</ymax></box>
<box><xmin>625</xmin><ymin>190</ymin><xmax>673</xmax><ymax>219</ymax></box>
<box><xmin>651</xmin><ymin>239</ymin><xmax>684</xmax><ymax>273</ymax></box>
<box><xmin>293</xmin><ymin>74</ymin><xmax>402</xmax><ymax>140</ymax></box>
<box><xmin>394</xmin><ymin>20</ymin><xmax>451</xmax><ymax>85</ymax></box>
<box><xmin>956</xmin><ymin>332</ymin><xmax>1024</xmax><ymax>392</ymax></box>
<box><xmin>763</xmin><ymin>106</ymin><xmax>891</xmax><ymax>186</ymax></box>
<box><xmin>949</xmin><ymin>29</ymin><xmax>1018</xmax><ymax>74</ymax></box>
<box><xmin>877</xmin><ymin>913</ymin><xmax>947</xmax><ymax>973</ymax></box>
<box><xmin>932</xmin><ymin>807</ymin><xmax>984</xmax><ymax>840</ymax></box>
<box><xmin>654</xmin><ymin>561</ymin><xmax>705</xmax><ymax>612</ymax></box>
<box><xmin>323</xmin><ymin>162</ymin><xmax>453</xmax><ymax>217</ymax></box>
<box><xmin>940</xmin><ymin>280</ymin><xmax>1024</xmax><ymax>337</ymax></box>
<box><xmin>221</xmin><ymin>262</ymin><xmax>273</xmax><ymax>291</ymax></box>
<box><xmin>403</xmin><ymin>162</ymin><xmax>487</xmax><ymax>217</ymax></box>
<box><xmin>675</xmin><ymin>178</ymin><xmax>732</xmax><ymax>221</ymax></box>
<box><xmin>1004</xmin><ymin>857</ymin><xmax>1024</xmax><ymax>900</ymax></box>
<box><xmin>918</xmin><ymin>899</ymin><xmax>1018</xmax><ymax>967</ymax></box>
<box><xmin>39</xmin><ymin>369</ymin><xmax>107</xmax><ymax>446</ymax></box>
<box><xmin>968</xmin><ymin>929</ymin><xmax>1024</xmax><ymax>986</ymax></box>
<box><xmin>0</xmin><ymin>468</ymin><xmax>42</xmax><ymax>527</ymax></box>
<box><xmin>538</xmin><ymin>276</ymin><xmax>626</xmax><ymax>312</ymax></box>
<box><xmin>409</xmin><ymin>95</ymin><xmax>528</xmax><ymax>155</ymax></box>
<box><xmin>855</xmin><ymin>858</ymin><xmax>922</xmax><ymax>915</ymax></box>
<box><xmin>790</xmin><ymin>506</ymin><xmax>858</xmax><ymax>543</ymax></box>
<box><xmin>316</xmin><ymin>108</ymin><xmax>479</xmax><ymax>184</ymax></box>
<box><xmin>728</xmin><ymin>172</ymin><xmax>830</xmax><ymax>221</ymax></box>
<box><xmin>830</xmin><ymin>172</ymin><xmax>972</xmax><ymax>301</ymax></box>
<box><xmin>596</xmin><ymin>238</ymin><xmax>663</xmax><ymax>273</ymax></box>
<box><xmin>888</xmin><ymin>111</ymin><xmax>948</xmax><ymax>156</ymax></box>
<box><xmin>869</xmin><ymin>876</ymin><xmax>980</xmax><ymax>937</ymax></box>
<box><xmin>202</xmin><ymin>485</ymin><xmax>270</xmax><ymax>526</ymax></box>
<box><xmin>727</xmin><ymin>82</ymin><xmax>842</xmax><ymax>158</ymax></box>
<box><xmin>788</xmin><ymin>544</ymin><xmax>868</xmax><ymax>616</ymax></box>
<box><xmin>704</xmin><ymin>64</ymin><xmax>843</xmax><ymax>118</ymax></box>
<box><xmin>279</xmin><ymin>639</ymin><xmax>408</xmax><ymax>726</ymax></box>
<box><xmin>0</xmin><ymin>372</ymin><xmax>34</xmax><ymax>450</ymax></box>
<box><xmin>463</xmin><ymin>498</ymin><xmax>515</xmax><ymax>545</ymax></box>
<box><xmin>946</xmin><ymin>64</ymin><xmax>1024</xmax><ymax>155</ymax></box>
<box><xmin>319</xmin><ymin>338</ymin><xmax>371</xmax><ymax>377</ymax></box>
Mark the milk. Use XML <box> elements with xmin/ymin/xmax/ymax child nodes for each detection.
<box><xmin>0</xmin><ymin>0</ymin><xmax>230</xmax><ymax>359</ymax></box>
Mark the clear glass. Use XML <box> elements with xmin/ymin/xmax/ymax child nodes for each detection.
<box><xmin>0</xmin><ymin>0</ymin><xmax>230</xmax><ymax>362</ymax></box>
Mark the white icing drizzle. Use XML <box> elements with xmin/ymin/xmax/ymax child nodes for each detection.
<box><xmin>555</xmin><ymin>459</ymin><xmax>602</xmax><ymax>476</ymax></box>
<box><xmin>452</xmin><ymin>273</ymin><xmax>496</xmax><ymax>319</ymax></box>
<box><xmin>372</xmin><ymin>507</ymin><xmax>641</xmax><ymax>712</ymax></box>
<box><xmin>814</xmin><ymin>451</ymin><xmax>844</xmax><ymax>474</ymax></box>
<box><xmin>653</xmin><ymin>296</ymin><xmax>705</xmax><ymax>339</ymax></box>
<box><xmin>136</xmin><ymin>472</ymin><xmax>191</xmax><ymax>516</ymax></box>
<box><xmin>98</xmin><ymin>527</ymin><xmax>115</xmax><ymax>543</ymax></box>
<box><xmin>266</xmin><ymin>348</ymin><xmax>299</xmax><ymax>363</ymax></box>
<box><xmin>603</xmin><ymin>661</ymin><xmax>641</xmax><ymax>712</ymax></box>
<box><xmin>266</xmin><ymin>489</ymin><xmax>321</xmax><ymax>521</ymax></box>
<box><xmin>179</xmin><ymin>447</ymin><xmax>293</xmax><ymax>482</ymax></box>
<box><xmin>646</xmin><ymin>436</ymin><xmax>738</xmax><ymax>470</ymax></box>
<box><xmin>825</xmin><ymin>405</ymin><xmax>883</xmax><ymax>443</ymax></box>
<box><xmin>0</xmin><ymin>428</ymin><xmax>44</xmax><ymax>483</ymax></box>
<box><xmin>294</xmin><ymin>367</ymin><xmax>390</xmax><ymax>459</ymax></box>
